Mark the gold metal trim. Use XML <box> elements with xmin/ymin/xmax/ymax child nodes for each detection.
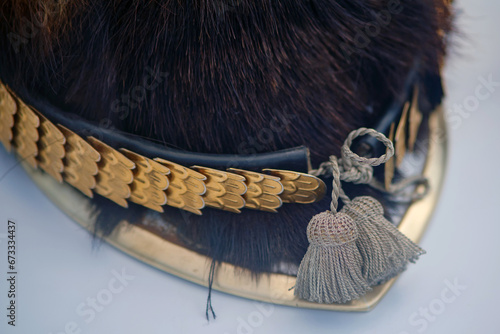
<box><xmin>0</xmin><ymin>81</ymin><xmax>327</xmax><ymax>214</ymax></box>
<box><xmin>228</xmin><ymin>168</ymin><xmax>284</xmax><ymax>212</ymax></box>
<box><xmin>58</xmin><ymin>124</ymin><xmax>101</xmax><ymax>198</ymax></box>
<box><xmin>87</xmin><ymin>136</ymin><xmax>136</xmax><ymax>208</ymax></box>
<box><xmin>21</xmin><ymin>108</ymin><xmax>446</xmax><ymax>311</ymax></box>
<box><xmin>120</xmin><ymin>149</ymin><xmax>170</xmax><ymax>213</ymax></box>
<box><xmin>12</xmin><ymin>98</ymin><xmax>40</xmax><ymax>168</ymax></box>
<box><xmin>154</xmin><ymin>158</ymin><xmax>207</xmax><ymax>215</ymax></box>
<box><xmin>384</xmin><ymin>123</ymin><xmax>396</xmax><ymax>190</ymax></box>
<box><xmin>0</xmin><ymin>83</ymin><xmax>16</xmax><ymax>152</ymax></box>
<box><xmin>395</xmin><ymin>101</ymin><xmax>409</xmax><ymax>167</ymax></box>
<box><xmin>264</xmin><ymin>169</ymin><xmax>326</xmax><ymax>204</ymax></box>
<box><xmin>191</xmin><ymin>166</ymin><xmax>247</xmax><ymax>213</ymax></box>
<box><xmin>408</xmin><ymin>86</ymin><xmax>423</xmax><ymax>152</ymax></box>
<box><xmin>35</xmin><ymin>110</ymin><xmax>66</xmax><ymax>182</ymax></box>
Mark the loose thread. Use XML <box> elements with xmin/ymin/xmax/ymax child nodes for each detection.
<box><xmin>206</xmin><ymin>259</ymin><xmax>217</xmax><ymax>321</ymax></box>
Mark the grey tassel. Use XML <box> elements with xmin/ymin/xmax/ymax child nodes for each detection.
<box><xmin>342</xmin><ymin>196</ymin><xmax>426</xmax><ymax>286</ymax></box>
<box><xmin>296</xmin><ymin>128</ymin><xmax>426</xmax><ymax>304</ymax></box>
<box><xmin>294</xmin><ymin>211</ymin><xmax>370</xmax><ymax>303</ymax></box>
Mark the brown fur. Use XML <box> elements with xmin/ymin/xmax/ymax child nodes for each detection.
<box><xmin>0</xmin><ymin>0</ymin><xmax>451</xmax><ymax>163</ymax></box>
<box><xmin>0</xmin><ymin>0</ymin><xmax>452</xmax><ymax>273</ymax></box>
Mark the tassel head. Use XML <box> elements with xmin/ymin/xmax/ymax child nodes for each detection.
<box><xmin>306</xmin><ymin>211</ymin><xmax>358</xmax><ymax>247</ymax></box>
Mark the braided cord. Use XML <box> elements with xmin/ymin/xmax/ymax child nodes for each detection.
<box><xmin>310</xmin><ymin>128</ymin><xmax>395</xmax><ymax>213</ymax></box>
<box><xmin>341</xmin><ymin>128</ymin><xmax>394</xmax><ymax>167</ymax></box>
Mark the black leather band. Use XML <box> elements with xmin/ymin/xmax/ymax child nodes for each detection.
<box><xmin>17</xmin><ymin>88</ymin><xmax>312</xmax><ymax>173</ymax></box>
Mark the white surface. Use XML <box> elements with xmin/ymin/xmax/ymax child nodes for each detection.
<box><xmin>0</xmin><ymin>1</ymin><xmax>499</xmax><ymax>333</ymax></box>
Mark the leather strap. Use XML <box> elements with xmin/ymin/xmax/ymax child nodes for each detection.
<box><xmin>18</xmin><ymin>88</ymin><xmax>312</xmax><ymax>173</ymax></box>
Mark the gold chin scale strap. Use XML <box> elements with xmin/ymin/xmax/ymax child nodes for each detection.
<box><xmin>0</xmin><ymin>82</ymin><xmax>327</xmax><ymax>215</ymax></box>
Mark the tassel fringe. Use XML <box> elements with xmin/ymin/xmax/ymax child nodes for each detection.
<box><xmin>295</xmin><ymin>211</ymin><xmax>370</xmax><ymax>304</ymax></box>
<box><xmin>343</xmin><ymin>196</ymin><xmax>425</xmax><ymax>286</ymax></box>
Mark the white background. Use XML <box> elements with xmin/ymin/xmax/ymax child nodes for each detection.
<box><xmin>0</xmin><ymin>0</ymin><xmax>499</xmax><ymax>333</ymax></box>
